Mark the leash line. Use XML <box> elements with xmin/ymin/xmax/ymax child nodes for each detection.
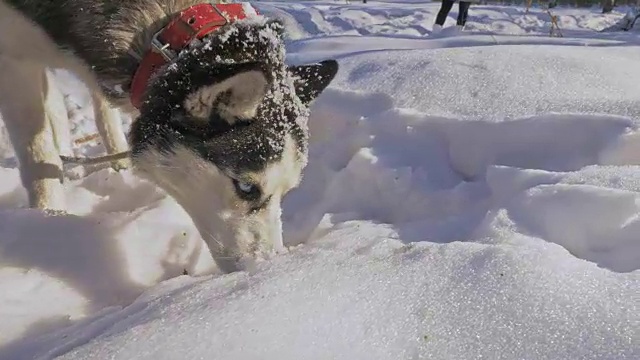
<box><xmin>60</xmin><ymin>151</ymin><xmax>131</xmax><ymax>165</ymax></box>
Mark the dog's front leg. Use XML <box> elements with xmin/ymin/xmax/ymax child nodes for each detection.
<box><xmin>0</xmin><ymin>61</ymin><xmax>66</xmax><ymax>210</ymax></box>
<box><xmin>92</xmin><ymin>91</ymin><xmax>130</xmax><ymax>171</ymax></box>
<box><xmin>44</xmin><ymin>71</ymin><xmax>73</xmax><ymax>157</ymax></box>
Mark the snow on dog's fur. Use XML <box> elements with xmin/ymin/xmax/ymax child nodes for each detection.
<box><xmin>130</xmin><ymin>19</ymin><xmax>338</xmax><ymax>270</ymax></box>
<box><xmin>1</xmin><ymin>0</ymin><xmax>338</xmax><ymax>271</ymax></box>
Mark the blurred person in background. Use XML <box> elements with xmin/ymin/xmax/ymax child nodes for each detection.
<box><xmin>433</xmin><ymin>0</ymin><xmax>472</xmax><ymax>33</ymax></box>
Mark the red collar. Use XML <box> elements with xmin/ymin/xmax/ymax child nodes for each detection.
<box><xmin>129</xmin><ymin>2</ymin><xmax>257</xmax><ymax>109</ymax></box>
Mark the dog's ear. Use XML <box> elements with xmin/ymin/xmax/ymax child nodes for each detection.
<box><xmin>184</xmin><ymin>64</ymin><xmax>271</xmax><ymax>124</ymax></box>
<box><xmin>288</xmin><ymin>60</ymin><xmax>339</xmax><ymax>105</ymax></box>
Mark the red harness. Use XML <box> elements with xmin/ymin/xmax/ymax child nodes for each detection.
<box><xmin>129</xmin><ymin>2</ymin><xmax>258</xmax><ymax>109</ymax></box>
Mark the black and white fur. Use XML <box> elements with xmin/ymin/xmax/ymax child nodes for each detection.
<box><xmin>0</xmin><ymin>0</ymin><xmax>338</xmax><ymax>271</ymax></box>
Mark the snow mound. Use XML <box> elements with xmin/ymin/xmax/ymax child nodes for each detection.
<box><xmin>286</xmin><ymin>88</ymin><xmax>640</xmax><ymax>272</ymax></box>
<box><xmin>2</xmin><ymin>220</ymin><xmax>636</xmax><ymax>360</ymax></box>
<box><xmin>328</xmin><ymin>44</ymin><xmax>640</xmax><ymax>120</ymax></box>
<box><xmin>601</xmin><ymin>7</ymin><xmax>640</xmax><ymax>32</ymax></box>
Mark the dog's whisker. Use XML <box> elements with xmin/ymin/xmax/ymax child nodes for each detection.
<box><xmin>199</xmin><ymin>227</ymin><xmax>226</xmax><ymax>251</ymax></box>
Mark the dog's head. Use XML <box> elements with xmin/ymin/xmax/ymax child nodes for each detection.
<box><xmin>128</xmin><ymin>19</ymin><xmax>337</xmax><ymax>272</ymax></box>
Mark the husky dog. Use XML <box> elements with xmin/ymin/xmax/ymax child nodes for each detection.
<box><xmin>0</xmin><ymin>0</ymin><xmax>338</xmax><ymax>271</ymax></box>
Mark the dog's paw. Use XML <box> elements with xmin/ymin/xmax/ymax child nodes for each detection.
<box><xmin>110</xmin><ymin>158</ymin><xmax>131</xmax><ymax>172</ymax></box>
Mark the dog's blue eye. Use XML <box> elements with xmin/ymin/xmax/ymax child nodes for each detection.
<box><xmin>232</xmin><ymin>179</ymin><xmax>261</xmax><ymax>201</ymax></box>
<box><xmin>237</xmin><ymin>181</ymin><xmax>254</xmax><ymax>194</ymax></box>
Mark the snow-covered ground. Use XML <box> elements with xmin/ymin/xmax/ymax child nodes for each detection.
<box><xmin>1</xmin><ymin>1</ymin><xmax>639</xmax><ymax>359</ymax></box>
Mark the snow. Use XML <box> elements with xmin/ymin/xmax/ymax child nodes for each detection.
<box><xmin>1</xmin><ymin>1</ymin><xmax>639</xmax><ymax>359</ymax></box>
